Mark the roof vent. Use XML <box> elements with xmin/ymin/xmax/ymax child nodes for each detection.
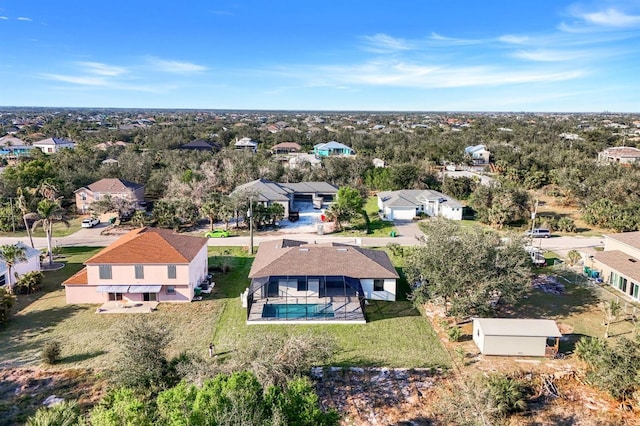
<box><xmin>337</xmin><ymin>248</ymin><xmax>348</xmax><ymax>252</ymax></box>
<box><xmin>299</xmin><ymin>248</ymin><xmax>309</xmax><ymax>252</ymax></box>
<box><xmin>630</xmin><ymin>258</ymin><xmax>637</xmax><ymax>263</ymax></box>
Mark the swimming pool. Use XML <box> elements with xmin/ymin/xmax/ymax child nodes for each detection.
<box><xmin>262</xmin><ymin>303</ymin><xmax>335</xmax><ymax>319</ymax></box>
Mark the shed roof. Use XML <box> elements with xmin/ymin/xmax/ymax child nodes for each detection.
<box><xmin>601</xmin><ymin>146</ymin><xmax>640</xmax><ymax>158</ymax></box>
<box><xmin>474</xmin><ymin>318</ymin><xmax>561</xmax><ymax>337</ymax></box>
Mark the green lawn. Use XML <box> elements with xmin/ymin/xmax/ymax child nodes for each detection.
<box><xmin>0</xmin><ymin>217</ymin><xmax>84</xmax><ymax>238</ymax></box>
<box><xmin>509</xmin><ymin>269</ymin><xmax>637</xmax><ymax>352</ymax></box>
<box><xmin>0</xmin><ymin>246</ymin><xmax>450</xmax><ymax>370</ymax></box>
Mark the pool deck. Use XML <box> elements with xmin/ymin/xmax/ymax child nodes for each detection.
<box><xmin>247</xmin><ymin>296</ymin><xmax>366</xmax><ymax>324</ymax></box>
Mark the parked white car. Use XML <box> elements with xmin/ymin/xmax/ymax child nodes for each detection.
<box><xmin>81</xmin><ymin>217</ymin><xmax>100</xmax><ymax>228</ymax></box>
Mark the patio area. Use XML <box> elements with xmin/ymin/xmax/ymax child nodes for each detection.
<box><xmin>96</xmin><ymin>301</ymin><xmax>159</xmax><ymax>314</ymax></box>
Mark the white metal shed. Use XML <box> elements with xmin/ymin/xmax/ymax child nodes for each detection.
<box><xmin>472</xmin><ymin>318</ymin><xmax>561</xmax><ymax>357</ymax></box>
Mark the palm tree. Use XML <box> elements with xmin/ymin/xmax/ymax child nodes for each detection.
<box><xmin>31</xmin><ymin>199</ymin><xmax>69</xmax><ymax>266</ymax></box>
<box><xmin>0</xmin><ymin>244</ymin><xmax>27</xmax><ymax>295</ymax></box>
<box><xmin>130</xmin><ymin>210</ymin><xmax>147</xmax><ymax>228</ymax></box>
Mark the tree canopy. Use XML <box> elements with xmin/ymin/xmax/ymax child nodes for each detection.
<box><xmin>405</xmin><ymin>218</ymin><xmax>531</xmax><ymax>317</ymax></box>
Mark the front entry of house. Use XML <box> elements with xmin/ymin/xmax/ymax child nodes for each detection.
<box><xmin>108</xmin><ymin>292</ymin><xmax>123</xmax><ymax>301</ymax></box>
<box><xmin>143</xmin><ymin>292</ymin><xmax>157</xmax><ymax>302</ymax></box>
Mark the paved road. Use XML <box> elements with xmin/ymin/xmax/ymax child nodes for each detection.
<box><xmin>0</xmin><ymin>218</ymin><xmax>605</xmax><ymax>259</ymax></box>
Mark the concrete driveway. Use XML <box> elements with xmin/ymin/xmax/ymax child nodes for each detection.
<box><xmin>391</xmin><ymin>220</ymin><xmax>425</xmax><ymax>241</ymax></box>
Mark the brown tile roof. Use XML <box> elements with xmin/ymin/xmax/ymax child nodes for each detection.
<box><xmin>594</xmin><ymin>250</ymin><xmax>640</xmax><ymax>283</ymax></box>
<box><xmin>601</xmin><ymin>146</ymin><xmax>640</xmax><ymax>158</ymax></box>
<box><xmin>249</xmin><ymin>239</ymin><xmax>399</xmax><ymax>279</ymax></box>
<box><xmin>86</xmin><ymin>227</ymin><xmax>207</xmax><ymax>264</ymax></box>
<box><xmin>63</xmin><ymin>268</ymin><xmax>88</xmax><ymax>285</ymax></box>
<box><xmin>271</xmin><ymin>142</ymin><xmax>302</xmax><ymax>150</ymax></box>
<box><xmin>83</xmin><ymin>178</ymin><xmax>143</xmax><ymax>193</ymax></box>
<box><xmin>605</xmin><ymin>231</ymin><xmax>640</xmax><ymax>250</ymax></box>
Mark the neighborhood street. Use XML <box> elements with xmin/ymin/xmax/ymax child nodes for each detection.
<box><xmin>0</xmin><ymin>222</ymin><xmax>604</xmax><ymax>258</ymax></box>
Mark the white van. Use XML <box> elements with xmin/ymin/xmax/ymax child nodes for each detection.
<box><xmin>525</xmin><ymin>228</ymin><xmax>551</xmax><ymax>238</ymax></box>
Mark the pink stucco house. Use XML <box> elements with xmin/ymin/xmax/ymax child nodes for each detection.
<box><xmin>63</xmin><ymin>227</ymin><xmax>208</xmax><ymax>305</ymax></box>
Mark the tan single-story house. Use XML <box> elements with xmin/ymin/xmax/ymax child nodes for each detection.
<box><xmin>597</xmin><ymin>146</ymin><xmax>640</xmax><ymax>165</ymax></box>
<box><xmin>271</xmin><ymin>142</ymin><xmax>302</xmax><ymax>155</ymax></box>
<box><xmin>593</xmin><ymin>231</ymin><xmax>640</xmax><ymax>301</ymax></box>
<box><xmin>244</xmin><ymin>239</ymin><xmax>399</xmax><ymax>324</ymax></box>
<box><xmin>63</xmin><ymin>227</ymin><xmax>208</xmax><ymax>306</ymax></box>
<box><xmin>472</xmin><ymin>318</ymin><xmax>561</xmax><ymax>357</ymax></box>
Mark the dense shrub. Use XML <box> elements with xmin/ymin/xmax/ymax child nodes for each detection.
<box><xmin>41</xmin><ymin>340</ymin><xmax>62</xmax><ymax>365</ymax></box>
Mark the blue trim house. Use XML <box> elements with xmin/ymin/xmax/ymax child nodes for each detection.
<box><xmin>313</xmin><ymin>141</ymin><xmax>355</xmax><ymax>158</ymax></box>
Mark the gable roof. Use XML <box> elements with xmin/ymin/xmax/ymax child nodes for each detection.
<box><xmin>232</xmin><ymin>178</ymin><xmax>293</xmax><ymax>202</ymax></box>
<box><xmin>378</xmin><ymin>189</ymin><xmax>464</xmax><ymax>209</ymax></box>
<box><xmin>179</xmin><ymin>140</ymin><xmax>220</xmax><ymax>150</ymax></box>
<box><xmin>600</xmin><ymin>146</ymin><xmax>640</xmax><ymax>158</ymax></box>
<box><xmin>465</xmin><ymin>144</ymin><xmax>488</xmax><ymax>154</ymax></box>
<box><xmin>475</xmin><ymin>318</ymin><xmax>561</xmax><ymax>337</ymax></box>
<box><xmin>279</xmin><ymin>181</ymin><xmax>338</xmax><ymax>194</ymax></box>
<box><xmin>271</xmin><ymin>142</ymin><xmax>301</xmax><ymax>151</ymax></box>
<box><xmin>235</xmin><ymin>137</ymin><xmax>258</xmax><ymax>147</ymax></box>
<box><xmin>77</xmin><ymin>178</ymin><xmax>143</xmax><ymax>193</ymax></box>
<box><xmin>314</xmin><ymin>141</ymin><xmax>353</xmax><ymax>151</ymax></box>
<box><xmin>34</xmin><ymin>137</ymin><xmax>75</xmax><ymax>146</ymax></box>
<box><xmin>63</xmin><ymin>268</ymin><xmax>88</xmax><ymax>285</ymax></box>
<box><xmin>0</xmin><ymin>242</ymin><xmax>41</xmax><ymax>275</ymax></box>
<box><xmin>85</xmin><ymin>227</ymin><xmax>207</xmax><ymax>264</ymax></box>
<box><xmin>249</xmin><ymin>239</ymin><xmax>399</xmax><ymax>279</ymax></box>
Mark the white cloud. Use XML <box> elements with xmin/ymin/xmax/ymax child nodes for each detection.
<box><xmin>498</xmin><ymin>35</ymin><xmax>531</xmax><ymax>45</ymax></box>
<box><xmin>429</xmin><ymin>32</ymin><xmax>483</xmax><ymax>45</ymax></box>
<box><xmin>360</xmin><ymin>33</ymin><xmax>413</xmax><ymax>52</ymax></box>
<box><xmin>274</xmin><ymin>60</ymin><xmax>583</xmax><ymax>90</ymax></box>
<box><xmin>77</xmin><ymin>61</ymin><xmax>128</xmax><ymax>76</ymax></box>
<box><xmin>512</xmin><ymin>49</ymin><xmax>584</xmax><ymax>62</ymax></box>
<box><xmin>17</xmin><ymin>17</ymin><xmax>31</xmax><ymax>21</ymax></box>
<box><xmin>581</xmin><ymin>8</ymin><xmax>640</xmax><ymax>27</ymax></box>
<box><xmin>145</xmin><ymin>57</ymin><xmax>207</xmax><ymax>74</ymax></box>
<box><xmin>0</xmin><ymin>16</ymin><xmax>8</xmax><ymax>20</ymax></box>
<box><xmin>41</xmin><ymin>74</ymin><xmax>108</xmax><ymax>86</ymax></box>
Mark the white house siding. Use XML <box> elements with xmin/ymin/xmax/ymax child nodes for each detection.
<box><xmin>360</xmin><ymin>278</ymin><xmax>396</xmax><ymax>301</ymax></box>
<box><xmin>441</xmin><ymin>205</ymin><xmax>463</xmax><ymax>221</ymax></box>
<box><xmin>481</xmin><ymin>335</ymin><xmax>547</xmax><ymax>357</ymax></box>
<box><xmin>384</xmin><ymin>207</ymin><xmax>416</xmax><ymax>221</ymax></box>
<box><xmin>0</xmin><ymin>249</ymin><xmax>41</xmax><ymax>288</ymax></box>
<box><xmin>278</xmin><ymin>278</ymin><xmax>320</xmax><ymax>299</ymax></box>
<box><xmin>604</xmin><ymin>238</ymin><xmax>640</xmax><ymax>259</ymax></box>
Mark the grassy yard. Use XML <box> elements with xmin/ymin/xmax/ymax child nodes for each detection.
<box><xmin>332</xmin><ymin>197</ymin><xmax>396</xmax><ymax>238</ymax></box>
<box><xmin>509</xmin><ymin>269</ymin><xmax>637</xmax><ymax>352</ymax></box>
<box><xmin>0</xmin><ymin>246</ymin><xmax>450</xmax><ymax>371</ymax></box>
<box><xmin>0</xmin><ymin>217</ymin><xmax>84</xmax><ymax>238</ymax></box>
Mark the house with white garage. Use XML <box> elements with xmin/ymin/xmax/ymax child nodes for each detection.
<box><xmin>377</xmin><ymin>189</ymin><xmax>464</xmax><ymax>221</ymax></box>
<box><xmin>472</xmin><ymin>318</ymin><xmax>561</xmax><ymax>357</ymax></box>
<box><xmin>245</xmin><ymin>239</ymin><xmax>399</xmax><ymax>324</ymax></box>
<box><xmin>232</xmin><ymin>178</ymin><xmax>338</xmax><ymax>217</ymax></box>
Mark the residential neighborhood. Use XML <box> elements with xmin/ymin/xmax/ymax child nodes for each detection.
<box><xmin>1</xmin><ymin>108</ymin><xmax>640</xmax><ymax>424</ymax></box>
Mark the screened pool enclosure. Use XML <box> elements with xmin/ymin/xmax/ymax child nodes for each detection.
<box><xmin>246</xmin><ymin>275</ymin><xmax>366</xmax><ymax>323</ymax></box>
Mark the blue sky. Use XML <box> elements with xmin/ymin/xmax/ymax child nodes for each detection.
<box><xmin>1</xmin><ymin>1</ymin><xmax>639</xmax><ymax>112</ymax></box>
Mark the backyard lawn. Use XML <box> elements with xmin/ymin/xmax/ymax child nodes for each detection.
<box><xmin>0</xmin><ymin>246</ymin><xmax>450</xmax><ymax>371</ymax></box>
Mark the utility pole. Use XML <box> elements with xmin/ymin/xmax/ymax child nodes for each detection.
<box><xmin>9</xmin><ymin>197</ymin><xmax>15</xmax><ymax>233</ymax></box>
<box><xmin>249</xmin><ymin>195</ymin><xmax>254</xmax><ymax>255</ymax></box>
<box><xmin>529</xmin><ymin>199</ymin><xmax>539</xmax><ymax>248</ymax></box>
